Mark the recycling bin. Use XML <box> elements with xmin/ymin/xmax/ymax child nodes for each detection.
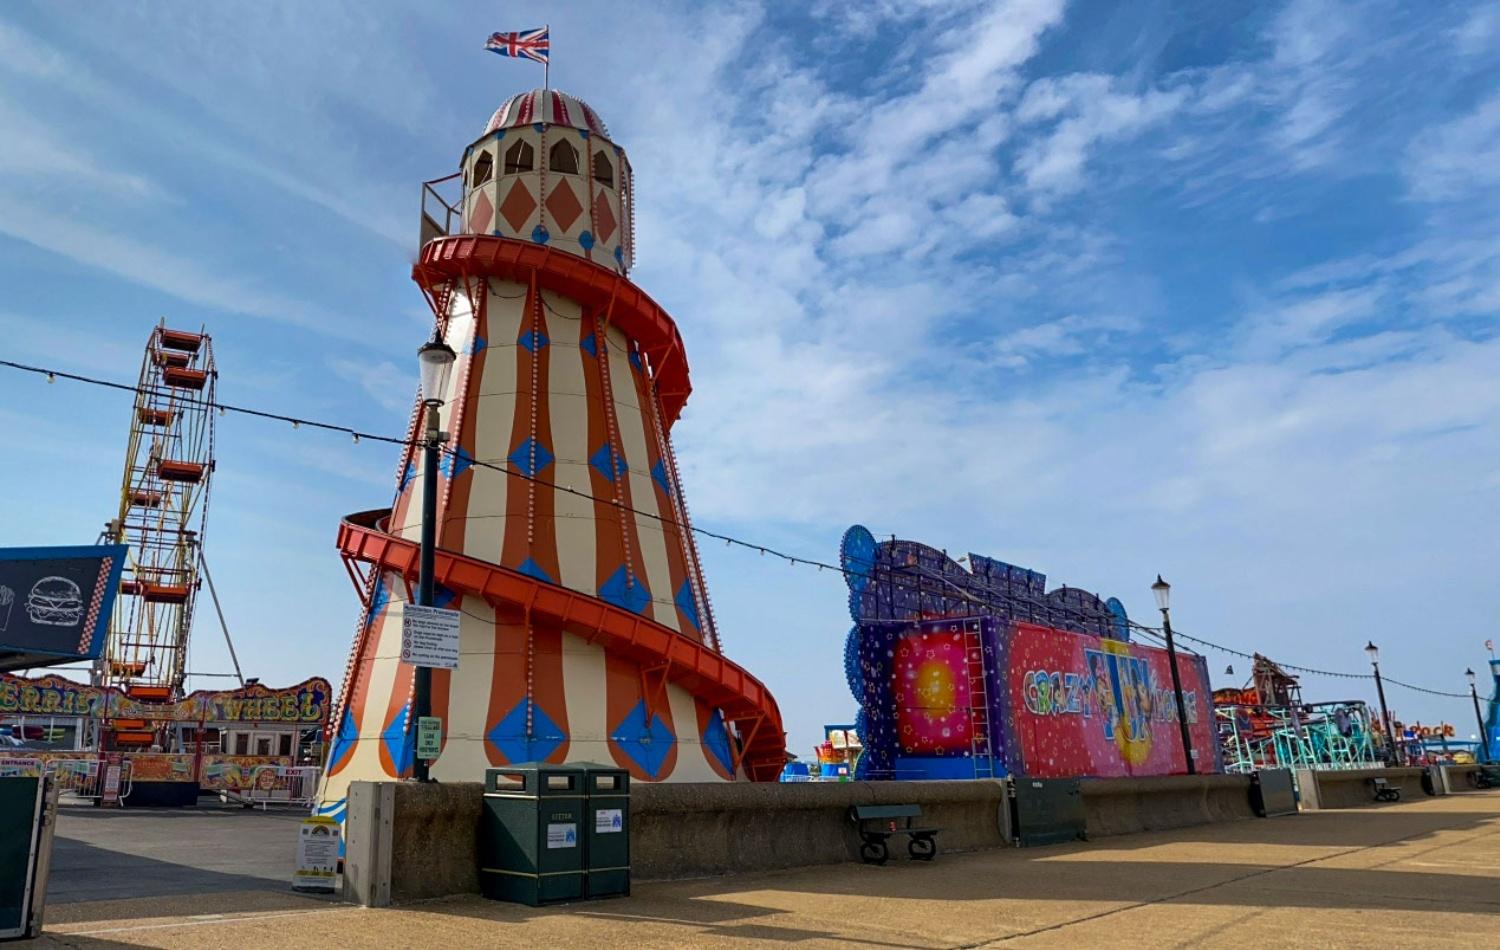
<box><xmin>581</xmin><ymin>764</ymin><xmax>630</xmax><ymax>898</ymax></box>
<box><xmin>479</xmin><ymin>763</ymin><xmax>586</xmax><ymax>906</ymax></box>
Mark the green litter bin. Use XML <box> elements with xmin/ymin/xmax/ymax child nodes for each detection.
<box><xmin>479</xmin><ymin>763</ymin><xmax>586</xmax><ymax>906</ymax></box>
<box><xmin>580</xmin><ymin>764</ymin><xmax>630</xmax><ymax>898</ymax></box>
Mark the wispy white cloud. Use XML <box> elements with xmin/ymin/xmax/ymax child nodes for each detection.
<box><xmin>0</xmin><ymin>193</ymin><xmax>360</xmax><ymax>338</ymax></box>
<box><xmin>988</xmin><ymin>313</ymin><xmax>1142</xmax><ymax>369</ymax></box>
<box><xmin>1452</xmin><ymin>6</ymin><xmax>1498</xmax><ymax>56</ymax></box>
<box><xmin>1014</xmin><ymin>74</ymin><xmax>1188</xmax><ymax>197</ymax></box>
<box><xmin>329</xmin><ymin>358</ymin><xmax>415</xmax><ymax>412</ymax></box>
<box><xmin>1405</xmin><ymin>92</ymin><xmax>1500</xmax><ymax>202</ymax></box>
<box><xmin>0</xmin><ymin>98</ymin><xmax>160</xmax><ymax>200</ymax></box>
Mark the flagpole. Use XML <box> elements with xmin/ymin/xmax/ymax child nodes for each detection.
<box><xmin>544</xmin><ymin>24</ymin><xmax>550</xmax><ymax>93</ymax></box>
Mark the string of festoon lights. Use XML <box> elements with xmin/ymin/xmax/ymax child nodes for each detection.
<box><xmin>2</xmin><ymin>357</ymin><xmax>1481</xmax><ymax>703</ymax></box>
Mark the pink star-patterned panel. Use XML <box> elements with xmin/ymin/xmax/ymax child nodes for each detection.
<box><xmin>893</xmin><ymin>632</ymin><xmax>973</xmax><ymax>755</ymax></box>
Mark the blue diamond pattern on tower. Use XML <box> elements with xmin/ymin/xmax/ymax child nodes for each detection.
<box><xmin>651</xmin><ymin>459</ymin><xmax>673</xmax><ymax>499</ymax></box>
<box><xmin>441</xmin><ymin>445</ymin><xmax>474</xmax><ymax>479</ymax></box>
<box><xmin>610</xmin><ymin>699</ymin><xmax>675</xmax><ymax>778</ymax></box>
<box><xmin>326</xmin><ymin>708</ymin><xmax>359</xmax><ymax>775</ymax></box>
<box><xmin>702</xmin><ymin>708</ymin><xmax>735</xmax><ymax>776</ymax></box>
<box><xmin>368</xmin><ymin>577</ymin><xmax>391</xmax><ymax>623</ymax></box>
<box><xmin>518</xmin><ymin>329</ymin><xmax>549</xmax><ymax>352</ymax></box>
<box><xmin>432</xmin><ymin>584</ymin><xmax>459</xmax><ymax>609</ymax></box>
<box><xmin>515</xmin><ymin>557</ymin><xmax>555</xmax><ymax>584</ymax></box>
<box><xmin>599</xmin><ymin>565</ymin><xmax>651</xmax><ymax>615</ymax></box>
<box><xmin>508</xmin><ymin>437</ymin><xmax>554</xmax><ymax>477</ymax></box>
<box><xmin>674</xmin><ymin>579</ymin><xmax>701</xmax><ymax>632</ymax></box>
<box><xmin>580</xmin><ymin>334</ymin><xmax>598</xmax><ymax>357</ymax></box>
<box><xmin>589</xmin><ymin>443</ymin><xmax>627</xmax><ymax>483</ymax></box>
<box><xmin>400</xmin><ymin>459</ymin><xmax>417</xmax><ymax>490</ymax></box>
<box><xmin>470</xmin><ymin>335</ymin><xmax>488</xmax><ymax>356</ymax></box>
<box><xmin>487</xmin><ymin>700</ymin><xmax>567</xmax><ymax>763</ymax></box>
<box><xmin>381</xmin><ymin>702</ymin><xmax>414</xmax><ymax>778</ymax></box>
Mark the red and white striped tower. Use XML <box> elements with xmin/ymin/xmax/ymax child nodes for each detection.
<box><xmin>318</xmin><ymin>90</ymin><xmax>784</xmax><ymax>818</ymax></box>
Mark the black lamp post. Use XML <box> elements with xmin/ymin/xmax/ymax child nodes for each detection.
<box><xmin>1152</xmin><ymin>575</ymin><xmax>1196</xmax><ymax>775</ymax></box>
<box><xmin>1366</xmin><ymin>641</ymin><xmax>1397</xmax><ymax>766</ymax></box>
<box><xmin>1467</xmin><ymin>669</ymin><xmax>1488</xmax><ymax>764</ymax></box>
<box><xmin>411</xmin><ymin>332</ymin><xmax>455</xmax><ymax>783</ymax></box>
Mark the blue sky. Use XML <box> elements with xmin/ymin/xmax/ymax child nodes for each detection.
<box><xmin>2</xmin><ymin>1</ymin><xmax>1497</xmax><ymax>756</ymax></box>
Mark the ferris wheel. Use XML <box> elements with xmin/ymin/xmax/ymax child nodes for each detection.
<box><xmin>99</xmin><ymin>322</ymin><xmax>216</xmax><ymax>713</ymax></box>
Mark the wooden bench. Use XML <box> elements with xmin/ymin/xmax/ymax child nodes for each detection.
<box><xmin>1369</xmin><ymin>777</ymin><xmax>1401</xmax><ymax>802</ymax></box>
<box><xmin>849</xmin><ymin>804</ymin><xmax>941</xmax><ymax>865</ymax></box>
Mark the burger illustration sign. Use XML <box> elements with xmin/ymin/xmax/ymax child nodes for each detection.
<box><xmin>0</xmin><ymin>545</ymin><xmax>126</xmax><ymax>672</ymax></box>
<box><xmin>26</xmin><ymin>576</ymin><xmax>85</xmax><ymax>626</ymax></box>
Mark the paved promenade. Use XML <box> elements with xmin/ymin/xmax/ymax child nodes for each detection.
<box><xmin>37</xmin><ymin>793</ymin><xmax>1500</xmax><ymax>948</ymax></box>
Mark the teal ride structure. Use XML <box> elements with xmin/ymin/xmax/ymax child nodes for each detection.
<box><xmin>1212</xmin><ymin>654</ymin><xmax>1383</xmax><ymax>773</ymax></box>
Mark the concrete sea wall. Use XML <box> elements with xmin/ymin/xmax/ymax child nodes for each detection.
<box><xmin>343</xmin><ymin>773</ymin><xmax>1271</xmax><ymax>906</ymax></box>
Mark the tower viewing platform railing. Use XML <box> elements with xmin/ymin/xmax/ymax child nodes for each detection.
<box><xmin>419</xmin><ymin>173</ymin><xmax>462</xmax><ymax>248</ymax></box>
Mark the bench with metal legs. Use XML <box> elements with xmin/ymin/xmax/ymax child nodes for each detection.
<box><xmin>849</xmin><ymin>804</ymin><xmax>941</xmax><ymax>865</ymax></box>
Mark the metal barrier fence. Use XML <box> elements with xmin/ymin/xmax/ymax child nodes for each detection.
<box><xmin>1</xmin><ymin>757</ymin><xmax>124</xmax><ymax>803</ymax></box>
<box><xmin>268</xmin><ymin>766</ymin><xmax>319</xmax><ymax>807</ymax></box>
<box><xmin>47</xmin><ymin>758</ymin><xmax>107</xmax><ymax>801</ymax></box>
<box><xmin>221</xmin><ymin>765</ymin><xmax>321</xmax><ymax>809</ymax></box>
<box><xmin>2</xmin><ymin>755</ymin><xmax>316</xmax><ymax>807</ymax></box>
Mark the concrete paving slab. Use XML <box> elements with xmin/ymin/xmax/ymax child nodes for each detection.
<box><xmin>48</xmin><ymin>804</ymin><xmax>309</xmax><ymax>905</ymax></box>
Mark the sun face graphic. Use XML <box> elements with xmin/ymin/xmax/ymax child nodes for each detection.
<box><xmin>915</xmin><ymin>660</ymin><xmax>958</xmax><ymax>718</ymax></box>
<box><xmin>894</xmin><ymin>633</ymin><xmax>973</xmax><ymax>754</ymax></box>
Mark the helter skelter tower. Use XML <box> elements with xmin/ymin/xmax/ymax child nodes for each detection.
<box><xmin>100</xmin><ymin>323</ymin><xmax>215</xmax><ymax>738</ymax></box>
<box><xmin>318</xmin><ymin>89</ymin><xmax>784</xmax><ymax>814</ymax></box>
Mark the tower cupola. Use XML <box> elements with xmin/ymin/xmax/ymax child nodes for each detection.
<box><xmin>458</xmin><ymin>89</ymin><xmax>634</xmax><ymax>273</ymax></box>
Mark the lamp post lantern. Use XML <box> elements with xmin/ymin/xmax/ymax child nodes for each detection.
<box><xmin>1152</xmin><ymin>575</ymin><xmax>1196</xmax><ymax>775</ymax></box>
<box><xmin>411</xmin><ymin>333</ymin><xmax>456</xmax><ymax>783</ymax></box>
<box><xmin>1365</xmin><ymin>641</ymin><xmax>1398</xmax><ymax>766</ymax></box>
<box><xmin>1467</xmin><ymin>668</ymin><xmax>1488</xmax><ymax>764</ymax></box>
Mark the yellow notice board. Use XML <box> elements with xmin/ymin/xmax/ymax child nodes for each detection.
<box><xmin>293</xmin><ymin>816</ymin><xmax>340</xmax><ymax>892</ymax></box>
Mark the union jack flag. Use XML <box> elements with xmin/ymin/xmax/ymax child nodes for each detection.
<box><xmin>485</xmin><ymin>27</ymin><xmax>549</xmax><ymax>64</ymax></box>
